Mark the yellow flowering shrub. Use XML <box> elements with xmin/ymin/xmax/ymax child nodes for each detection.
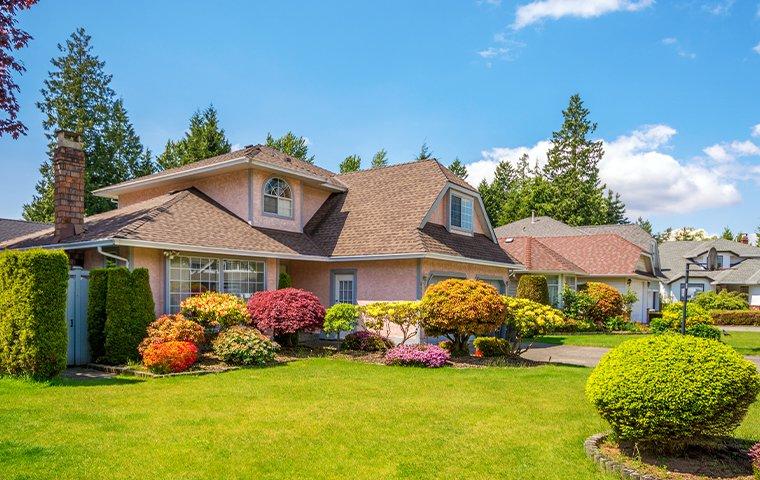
<box><xmin>359</xmin><ymin>301</ymin><xmax>422</xmax><ymax>345</ymax></box>
<box><xmin>180</xmin><ymin>291</ymin><xmax>250</xmax><ymax>329</ymax></box>
<box><xmin>501</xmin><ymin>296</ymin><xmax>566</xmax><ymax>355</ymax></box>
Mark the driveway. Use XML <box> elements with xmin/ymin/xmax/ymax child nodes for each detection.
<box><xmin>522</xmin><ymin>342</ymin><xmax>760</xmax><ymax>369</ymax></box>
<box><xmin>720</xmin><ymin>325</ymin><xmax>760</xmax><ymax>332</ymax></box>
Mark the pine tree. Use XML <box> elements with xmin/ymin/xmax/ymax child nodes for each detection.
<box><xmin>721</xmin><ymin>227</ymin><xmax>734</xmax><ymax>240</ymax></box>
<box><xmin>636</xmin><ymin>217</ymin><xmax>653</xmax><ymax>235</ymax></box>
<box><xmin>604</xmin><ymin>190</ymin><xmax>628</xmax><ymax>224</ymax></box>
<box><xmin>24</xmin><ymin>28</ymin><xmax>115</xmax><ymax>221</ymax></box>
<box><xmin>542</xmin><ymin>94</ymin><xmax>611</xmax><ymax>226</ymax></box>
<box><xmin>448</xmin><ymin>157</ymin><xmax>468</xmax><ymax>179</ymax></box>
<box><xmin>339</xmin><ymin>154</ymin><xmax>361</xmax><ymax>173</ymax></box>
<box><xmin>415</xmin><ymin>142</ymin><xmax>433</xmax><ymax>161</ymax></box>
<box><xmin>265</xmin><ymin>131</ymin><xmax>314</xmax><ymax>163</ymax></box>
<box><xmin>478</xmin><ymin>158</ymin><xmax>517</xmax><ymax>226</ymax></box>
<box><xmin>371</xmin><ymin>148</ymin><xmax>388</xmax><ymax>168</ymax></box>
<box><xmin>156</xmin><ymin>105</ymin><xmax>231</xmax><ymax>170</ymax></box>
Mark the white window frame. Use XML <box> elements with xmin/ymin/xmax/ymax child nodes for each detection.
<box><xmin>263</xmin><ymin>177</ymin><xmax>294</xmax><ymax>219</ymax></box>
<box><xmin>449</xmin><ymin>191</ymin><xmax>473</xmax><ymax>233</ymax></box>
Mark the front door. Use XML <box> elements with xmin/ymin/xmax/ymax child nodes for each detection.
<box><xmin>333</xmin><ymin>273</ymin><xmax>356</xmax><ymax>304</ymax></box>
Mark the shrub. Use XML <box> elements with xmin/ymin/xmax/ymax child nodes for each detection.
<box><xmin>247</xmin><ymin>288</ymin><xmax>325</xmax><ymax>346</ymax></box>
<box><xmin>604</xmin><ymin>316</ymin><xmax>634</xmax><ymax>332</ymax></box>
<box><xmin>621</xmin><ymin>290</ymin><xmax>638</xmax><ymax>321</ymax></box>
<box><xmin>562</xmin><ymin>286</ymin><xmax>595</xmax><ymax>324</ymax></box>
<box><xmin>323</xmin><ymin>303</ymin><xmax>359</xmax><ymax>340</ymax></box>
<box><xmin>693</xmin><ymin>290</ymin><xmax>748</xmax><ymax>311</ymax></box>
<box><xmin>342</xmin><ymin>331</ymin><xmax>393</xmax><ymax>352</ymax></box>
<box><xmin>516</xmin><ymin>275</ymin><xmax>550</xmax><ymax>305</ymax></box>
<box><xmin>360</xmin><ymin>301</ymin><xmax>422</xmax><ymax>345</ymax></box>
<box><xmin>212</xmin><ymin>325</ymin><xmax>279</xmax><ymax>366</ymax></box>
<box><xmin>685</xmin><ymin>323</ymin><xmax>721</xmax><ymax>341</ymax></box>
<box><xmin>0</xmin><ymin>249</ymin><xmax>69</xmax><ymax>379</ymax></box>
<box><xmin>712</xmin><ymin>310</ymin><xmax>760</xmax><ymax>326</ymax></box>
<box><xmin>384</xmin><ymin>344</ymin><xmax>450</xmax><ymax>368</ymax></box>
<box><xmin>502</xmin><ymin>296</ymin><xmax>566</xmax><ymax>355</ymax></box>
<box><xmin>142</xmin><ymin>341</ymin><xmax>198</xmax><ymax>374</ymax></box>
<box><xmin>278</xmin><ymin>271</ymin><xmax>292</xmax><ymax>289</ymax></box>
<box><xmin>180</xmin><ymin>291</ymin><xmax>249</xmax><ymax>329</ymax></box>
<box><xmin>749</xmin><ymin>442</ymin><xmax>760</xmax><ymax>480</ymax></box>
<box><xmin>583</xmin><ymin>282</ymin><xmax>624</xmax><ymax>326</ymax></box>
<box><xmin>103</xmin><ymin>268</ymin><xmax>155</xmax><ymax>364</ymax></box>
<box><xmin>473</xmin><ymin>337</ymin><xmax>511</xmax><ymax>357</ymax></box>
<box><xmin>586</xmin><ymin>334</ymin><xmax>760</xmax><ymax>451</ymax></box>
<box><xmin>138</xmin><ymin>314</ymin><xmax>204</xmax><ymax>355</ymax></box>
<box><xmin>651</xmin><ymin>302</ymin><xmax>712</xmax><ymax>334</ymax></box>
<box><xmin>420</xmin><ymin>279</ymin><xmax>504</xmax><ymax>356</ymax></box>
<box><xmin>87</xmin><ymin>268</ymin><xmax>109</xmax><ymax>360</ymax></box>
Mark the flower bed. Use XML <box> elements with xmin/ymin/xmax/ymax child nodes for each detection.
<box><xmin>384</xmin><ymin>344</ymin><xmax>450</xmax><ymax>368</ymax></box>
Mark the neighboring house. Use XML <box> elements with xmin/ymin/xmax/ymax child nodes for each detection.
<box><xmin>495</xmin><ymin>216</ymin><xmax>661</xmax><ymax>322</ymax></box>
<box><xmin>659</xmin><ymin>239</ymin><xmax>760</xmax><ymax>308</ymax></box>
<box><xmin>0</xmin><ymin>218</ymin><xmax>49</xmax><ymax>243</ymax></box>
<box><xmin>2</xmin><ymin>132</ymin><xmax>520</xmax><ymax>343</ymax></box>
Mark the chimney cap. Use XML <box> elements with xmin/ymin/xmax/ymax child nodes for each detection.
<box><xmin>55</xmin><ymin>130</ymin><xmax>83</xmax><ymax>149</ymax></box>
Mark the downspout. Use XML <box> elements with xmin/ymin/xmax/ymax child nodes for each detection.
<box><xmin>97</xmin><ymin>246</ymin><xmax>130</xmax><ymax>269</ymax></box>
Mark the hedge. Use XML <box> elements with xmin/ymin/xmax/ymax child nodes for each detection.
<box><xmin>712</xmin><ymin>309</ymin><xmax>760</xmax><ymax>326</ymax></box>
<box><xmin>0</xmin><ymin>249</ymin><xmax>69</xmax><ymax>379</ymax></box>
<box><xmin>516</xmin><ymin>275</ymin><xmax>550</xmax><ymax>305</ymax></box>
<box><xmin>86</xmin><ymin>268</ymin><xmax>109</xmax><ymax>360</ymax></box>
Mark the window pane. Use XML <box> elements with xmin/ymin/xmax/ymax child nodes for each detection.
<box><xmin>222</xmin><ymin>259</ymin><xmax>265</xmax><ymax>300</ymax></box>
<box><xmin>264</xmin><ymin>195</ymin><xmax>278</xmax><ymax>214</ymax></box>
<box><xmin>461</xmin><ymin>197</ymin><xmax>473</xmax><ymax>231</ymax></box>
<box><xmin>169</xmin><ymin>255</ymin><xmax>219</xmax><ymax>313</ymax></box>
<box><xmin>278</xmin><ymin>198</ymin><xmax>292</xmax><ymax>217</ymax></box>
<box><xmin>451</xmin><ymin>195</ymin><xmax>462</xmax><ymax>228</ymax></box>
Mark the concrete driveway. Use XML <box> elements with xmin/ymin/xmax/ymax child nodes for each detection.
<box><xmin>521</xmin><ymin>342</ymin><xmax>760</xmax><ymax>369</ymax></box>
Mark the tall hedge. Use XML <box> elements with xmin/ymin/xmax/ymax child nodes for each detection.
<box><xmin>87</xmin><ymin>268</ymin><xmax>109</xmax><ymax>360</ymax></box>
<box><xmin>102</xmin><ymin>267</ymin><xmax>155</xmax><ymax>364</ymax></box>
<box><xmin>0</xmin><ymin>249</ymin><xmax>69</xmax><ymax>379</ymax></box>
<box><xmin>516</xmin><ymin>275</ymin><xmax>550</xmax><ymax>305</ymax></box>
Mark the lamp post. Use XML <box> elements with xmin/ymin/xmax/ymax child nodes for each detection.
<box><xmin>681</xmin><ymin>263</ymin><xmax>689</xmax><ymax>335</ymax></box>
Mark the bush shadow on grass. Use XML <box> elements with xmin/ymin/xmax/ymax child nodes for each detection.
<box><xmin>51</xmin><ymin>376</ymin><xmax>145</xmax><ymax>388</ymax></box>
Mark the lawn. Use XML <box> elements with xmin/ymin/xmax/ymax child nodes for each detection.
<box><xmin>532</xmin><ymin>331</ymin><xmax>760</xmax><ymax>356</ymax></box>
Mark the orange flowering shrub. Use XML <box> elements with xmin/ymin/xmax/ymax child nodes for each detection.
<box><xmin>420</xmin><ymin>279</ymin><xmax>505</xmax><ymax>355</ymax></box>
<box><xmin>138</xmin><ymin>314</ymin><xmax>204</xmax><ymax>355</ymax></box>
<box><xmin>180</xmin><ymin>291</ymin><xmax>250</xmax><ymax>328</ymax></box>
<box><xmin>142</xmin><ymin>341</ymin><xmax>198</xmax><ymax>374</ymax></box>
<box><xmin>583</xmin><ymin>282</ymin><xmax>624</xmax><ymax>326</ymax></box>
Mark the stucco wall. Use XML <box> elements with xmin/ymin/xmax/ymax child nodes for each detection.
<box><xmin>131</xmin><ymin>247</ymin><xmax>165</xmax><ymax>316</ymax></box>
<box><xmin>750</xmin><ymin>286</ymin><xmax>760</xmax><ymax>307</ymax></box>
<box><xmin>420</xmin><ymin>258</ymin><xmax>509</xmax><ymax>295</ymax></box>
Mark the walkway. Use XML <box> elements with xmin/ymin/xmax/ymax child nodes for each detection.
<box><xmin>521</xmin><ymin>343</ymin><xmax>760</xmax><ymax>369</ymax></box>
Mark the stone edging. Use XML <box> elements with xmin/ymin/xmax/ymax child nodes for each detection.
<box><xmin>584</xmin><ymin>433</ymin><xmax>661</xmax><ymax>480</ymax></box>
<box><xmin>87</xmin><ymin>363</ymin><xmax>238</xmax><ymax>379</ymax></box>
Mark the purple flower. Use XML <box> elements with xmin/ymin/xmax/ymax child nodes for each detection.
<box><xmin>384</xmin><ymin>344</ymin><xmax>450</xmax><ymax>368</ymax></box>
<box><xmin>750</xmin><ymin>442</ymin><xmax>760</xmax><ymax>469</ymax></box>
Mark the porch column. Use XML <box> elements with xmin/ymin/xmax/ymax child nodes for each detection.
<box><xmin>265</xmin><ymin>258</ymin><xmax>278</xmax><ymax>290</ymax></box>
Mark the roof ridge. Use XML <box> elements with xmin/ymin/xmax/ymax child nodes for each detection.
<box><xmin>0</xmin><ymin>218</ymin><xmax>51</xmax><ymax>226</ymax></box>
<box><xmin>334</xmin><ymin>158</ymin><xmax>440</xmax><ymax>177</ymax></box>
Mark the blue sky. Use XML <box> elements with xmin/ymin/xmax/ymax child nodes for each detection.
<box><xmin>2</xmin><ymin>0</ymin><xmax>759</xmax><ymax>237</ymax></box>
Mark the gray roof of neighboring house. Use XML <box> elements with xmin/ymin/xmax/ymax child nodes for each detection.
<box><xmin>578</xmin><ymin>224</ymin><xmax>656</xmax><ymax>253</ymax></box>
<box><xmin>0</xmin><ymin>218</ymin><xmax>50</xmax><ymax>243</ymax></box>
<box><xmin>494</xmin><ymin>216</ymin><xmax>584</xmax><ymax>238</ymax></box>
<box><xmin>659</xmin><ymin>240</ymin><xmax>760</xmax><ymax>284</ymax></box>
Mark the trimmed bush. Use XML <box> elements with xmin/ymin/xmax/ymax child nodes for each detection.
<box><xmin>341</xmin><ymin>331</ymin><xmax>393</xmax><ymax>352</ymax></box>
<box><xmin>583</xmin><ymin>282</ymin><xmax>624</xmax><ymax>326</ymax></box>
<box><xmin>212</xmin><ymin>326</ymin><xmax>279</xmax><ymax>366</ymax></box>
<box><xmin>180</xmin><ymin>291</ymin><xmax>249</xmax><ymax>329</ymax></box>
<box><xmin>693</xmin><ymin>290</ymin><xmax>748</xmax><ymax>311</ymax></box>
<box><xmin>138</xmin><ymin>314</ymin><xmax>204</xmax><ymax>355</ymax></box>
<box><xmin>103</xmin><ymin>267</ymin><xmax>155</xmax><ymax>364</ymax></box>
<box><xmin>473</xmin><ymin>337</ymin><xmax>511</xmax><ymax>357</ymax></box>
<box><xmin>651</xmin><ymin>302</ymin><xmax>712</xmax><ymax>334</ymax></box>
<box><xmin>323</xmin><ymin>303</ymin><xmax>359</xmax><ymax>340</ymax></box>
<box><xmin>586</xmin><ymin>335</ymin><xmax>760</xmax><ymax>451</ymax></box>
<box><xmin>685</xmin><ymin>323</ymin><xmax>721</xmax><ymax>341</ymax></box>
<box><xmin>502</xmin><ymin>296</ymin><xmax>566</xmax><ymax>355</ymax></box>
<box><xmin>0</xmin><ymin>249</ymin><xmax>69</xmax><ymax>379</ymax></box>
<box><xmin>247</xmin><ymin>288</ymin><xmax>325</xmax><ymax>346</ymax></box>
<box><xmin>384</xmin><ymin>344</ymin><xmax>450</xmax><ymax>368</ymax></box>
<box><xmin>516</xmin><ymin>275</ymin><xmax>550</xmax><ymax>305</ymax></box>
<box><xmin>420</xmin><ymin>279</ymin><xmax>505</xmax><ymax>356</ymax></box>
<box><xmin>87</xmin><ymin>268</ymin><xmax>109</xmax><ymax>360</ymax></box>
<box><xmin>360</xmin><ymin>301</ymin><xmax>422</xmax><ymax>345</ymax></box>
<box><xmin>278</xmin><ymin>271</ymin><xmax>292</xmax><ymax>289</ymax></box>
<box><xmin>712</xmin><ymin>309</ymin><xmax>760</xmax><ymax>326</ymax></box>
<box><xmin>142</xmin><ymin>341</ymin><xmax>198</xmax><ymax>374</ymax></box>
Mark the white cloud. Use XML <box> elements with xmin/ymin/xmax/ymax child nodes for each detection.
<box><xmin>703</xmin><ymin>140</ymin><xmax>760</xmax><ymax>162</ymax></box>
<box><xmin>512</xmin><ymin>0</ymin><xmax>653</xmax><ymax>29</ymax></box>
<box><xmin>469</xmin><ymin>124</ymin><xmax>745</xmax><ymax>218</ymax></box>
<box><xmin>477</xmin><ymin>0</ymin><xmax>502</xmax><ymax>5</ymax></box>
<box><xmin>477</xmin><ymin>34</ymin><xmax>525</xmax><ymax>64</ymax></box>
<box><xmin>661</xmin><ymin>37</ymin><xmax>677</xmax><ymax>45</ymax></box>
<box><xmin>661</xmin><ymin>37</ymin><xmax>696</xmax><ymax>59</ymax></box>
<box><xmin>754</xmin><ymin>41</ymin><xmax>760</xmax><ymax>55</ymax></box>
<box><xmin>702</xmin><ymin>0</ymin><xmax>734</xmax><ymax>15</ymax></box>
<box><xmin>752</xmin><ymin>124</ymin><xmax>760</xmax><ymax>137</ymax></box>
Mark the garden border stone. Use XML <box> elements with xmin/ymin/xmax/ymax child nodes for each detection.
<box><xmin>584</xmin><ymin>433</ymin><xmax>662</xmax><ymax>480</ymax></box>
<box><xmin>87</xmin><ymin>363</ymin><xmax>239</xmax><ymax>378</ymax></box>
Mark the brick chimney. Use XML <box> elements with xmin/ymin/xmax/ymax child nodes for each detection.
<box><xmin>739</xmin><ymin>234</ymin><xmax>749</xmax><ymax>245</ymax></box>
<box><xmin>53</xmin><ymin>130</ymin><xmax>85</xmax><ymax>242</ymax></box>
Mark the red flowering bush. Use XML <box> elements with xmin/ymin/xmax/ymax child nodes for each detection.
<box><xmin>247</xmin><ymin>288</ymin><xmax>325</xmax><ymax>346</ymax></box>
<box><xmin>138</xmin><ymin>314</ymin><xmax>204</xmax><ymax>355</ymax></box>
<box><xmin>420</xmin><ymin>279</ymin><xmax>505</xmax><ymax>355</ymax></box>
<box><xmin>583</xmin><ymin>282</ymin><xmax>624</xmax><ymax>326</ymax></box>
<box><xmin>142</xmin><ymin>341</ymin><xmax>198</xmax><ymax>374</ymax></box>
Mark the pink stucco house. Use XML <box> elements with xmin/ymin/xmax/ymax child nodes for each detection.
<box><xmin>3</xmin><ymin>132</ymin><xmax>520</xmax><ymax>338</ymax></box>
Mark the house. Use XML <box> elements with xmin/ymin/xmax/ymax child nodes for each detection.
<box><xmin>659</xmin><ymin>238</ymin><xmax>760</xmax><ymax>308</ymax></box>
<box><xmin>495</xmin><ymin>216</ymin><xmax>661</xmax><ymax>322</ymax></box>
<box><xmin>1</xmin><ymin>132</ymin><xmax>520</xmax><ymax>342</ymax></box>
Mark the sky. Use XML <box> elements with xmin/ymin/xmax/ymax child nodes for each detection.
<box><xmin>1</xmin><ymin>0</ymin><xmax>759</xmax><ymax>238</ymax></box>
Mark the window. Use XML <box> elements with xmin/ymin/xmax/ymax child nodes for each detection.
<box><xmin>717</xmin><ymin>255</ymin><xmax>725</xmax><ymax>269</ymax></box>
<box><xmin>679</xmin><ymin>283</ymin><xmax>704</xmax><ymax>301</ymax></box>
<box><xmin>169</xmin><ymin>255</ymin><xmax>265</xmax><ymax>313</ymax></box>
<box><xmin>547</xmin><ymin>275</ymin><xmax>560</xmax><ymax>307</ymax></box>
<box><xmin>450</xmin><ymin>193</ymin><xmax>473</xmax><ymax>231</ymax></box>
<box><xmin>332</xmin><ymin>271</ymin><xmax>356</xmax><ymax>304</ymax></box>
<box><xmin>566</xmin><ymin>276</ymin><xmax>577</xmax><ymax>291</ymax></box>
<box><xmin>263</xmin><ymin>178</ymin><xmax>293</xmax><ymax>217</ymax></box>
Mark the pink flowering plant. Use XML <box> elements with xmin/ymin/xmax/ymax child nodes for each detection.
<box><xmin>384</xmin><ymin>344</ymin><xmax>450</xmax><ymax>368</ymax></box>
<box><xmin>750</xmin><ymin>442</ymin><xmax>760</xmax><ymax>479</ymax></box>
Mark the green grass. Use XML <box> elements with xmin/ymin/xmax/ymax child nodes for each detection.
<box><xmin>533</xmin><ymin>331</ymin><xmax>760</xmax><ymax>356</ymax></box>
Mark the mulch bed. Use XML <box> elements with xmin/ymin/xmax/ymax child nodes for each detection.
<box><xmin>600</xmin><ymin>438</ymin><xmax>755</xmax><ymax>480</ymax></box>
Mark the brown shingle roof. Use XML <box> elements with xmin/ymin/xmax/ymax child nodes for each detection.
<box><xmin>0</xmin><ymin>218</ymin><xmax>50</xmax><ymax>243</ymax></box>
<box><xmin>501</xmin><ymin>237</ymin><xmax>585</xmax><ymax>273</ymax></box>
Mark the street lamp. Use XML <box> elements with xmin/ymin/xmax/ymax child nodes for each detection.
<box><xmin>681</xmin><ymin>247</ymin><xmax>718</xmax><ymax>335</ymax></box>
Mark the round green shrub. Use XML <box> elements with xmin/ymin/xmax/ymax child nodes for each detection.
<box><xmin>651</xmin><ymin>302</ymin><xmax>712</xmax><ymax>334</ymax></box>
<box><xmin>212</xmin><ymin>326</ymin><xmax>279</xmax><ymax>366</ymax></box>
<box><xmin>685</xmin><ymin>323</ymin><xmax>721</xmax><ymax>341</ymax></box>
<box><xmin>516</xmin><ymin>275</ymin><xmax>550</xmax><ymax>305</ymax></box>
<box><xmin>586</xmin><ymin>334</ymin><xmax>760</xmax><ymax>450</ymax></box>
<box><xmin>692</xmin><ymin>290</ymin><xmax>748</xmax><ymax>311</ymax></box>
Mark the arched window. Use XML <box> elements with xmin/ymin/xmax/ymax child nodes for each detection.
<box><xmin>263</xmin><ymin>177</ymin><xmax>293</xmax><ymax>217</ymax></box>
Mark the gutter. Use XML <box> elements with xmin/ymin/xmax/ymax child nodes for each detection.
<box><xmin>97</xmin><ymin>245</ymin><xmax>129</xmax><ymax>268</ymax></box>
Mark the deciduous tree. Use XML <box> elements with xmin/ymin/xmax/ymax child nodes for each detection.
<box><xmin>0</xmin><ymin>0</ymin><xmax>37</xmax><ymax>139</ymax></box>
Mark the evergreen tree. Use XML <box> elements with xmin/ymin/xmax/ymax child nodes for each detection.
<box><xmin>265</xmin><ymin>131</ymin><xmax>314</xmax><ymax>163</ymax></box>
<box><xmin>156</xmin><ymin>105</ymin><xmax>231</xmax><ymax>170</ymax></box>
<box><xmin>636</xmin><ymin>217</ymin><xmax>653</xmax><ymax>235</ymax></box>
<box><xmin>542</xmin><ymin>94</ymin><xmax>610</xmax><ymax>226</ymax></box>
<box><xmin>415</xmin><ymin>142</ymin><xmax>433</xmax><ymax>161</ymax></box>
<box><xmin>654</xmin><ymin>227</ymin><xmax>673</xmax><ymax>244</ymax></box>
<box><xmin>756</xmin><ymin>226</ymin><xmax>760</xmax><ymax>247</ymax></box>
<box><xmin>604</xmin><ymin>190</ymin><xmax>628</xmax><ymax>224</ymax></box>
<box><xmin>721</xmin><ymin>227</ymin><xmax>734</xmax><ymax>240</ymax></box>
<box><xmin>339</xmin><ymin>154</ymin><xmax>361</xmax><ymax>173</ymax></box>
<box><xmin>448</xmin><ymin>157</ymin><xmax>468</xmax><ymax>179</ymax></box>
<box><xmin>371</xmin><ymin>148</ymin><xmax>388</xmax><ymax>168</ymax></box>
<box><xmin>478</xmin><ymin>158</ymin><xmax>517</xmax><ymax>226</ymax></box>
